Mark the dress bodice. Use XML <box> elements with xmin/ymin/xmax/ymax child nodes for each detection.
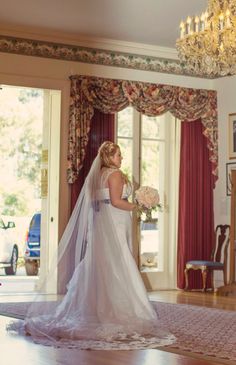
<box><xmin>98</xmin><ymin>167</ymin><xmax>132</xmax><ymax>200</ymax></box>
<box><xmin>96</xmin><ymin>184</ymin><xmax>132</xmax><ymax>200</ymax></box>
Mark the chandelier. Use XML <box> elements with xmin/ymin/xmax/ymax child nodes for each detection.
<box><xmin>176</xmin><ymin>0</ymin><xmax>236</xmax><ymax>77</ymax></box>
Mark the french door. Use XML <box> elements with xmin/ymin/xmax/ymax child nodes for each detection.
<box><xmin>36</xmin><ymin>89</ymin><xmax>61</xmax><ymax>294</ymax></box>
<box><xmin>116</xmin><ymin>108</ymin><xmax>180</xmax><ymax>290</ymax></box>
<box><xmin>0</xmin><ymin>85</ymin><xmax>61</xmax><ymax>294</ymax></box>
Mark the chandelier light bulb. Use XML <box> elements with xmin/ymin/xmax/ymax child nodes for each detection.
<box><xmin>200</xmin><ymin>12</ymin><xmax>205</xmax><ymax>31</ymax></box>
<box><xmin>225</xmin><ymin>8</ymin><xmax>231</xmax><ymax>27</ymax></box>
<box><xmin>204</xmin><ymin>11</ymin><xmax>209</xmax><ymax>28</ymax></box>
<box><xmin>219</xmin><ymin>13</ymin><xmax>225</xmax><ymax>30</ymax></box>
<box><xmin>194</xmin><ymin>16</ymin><xmax>200</xmax><ymax>32</ymax></box>
<box><xmin>180</xmin><ymin>21</ymin><xmax>185</xmax><ymax>38</ymax></box>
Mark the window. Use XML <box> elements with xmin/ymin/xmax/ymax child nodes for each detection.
<box><xmin>116</xmin><ymin>108</ymin><xmax>179</xmax><ymax>287</ymax></box>
<box><xmin>116</xmin><ymin>107</ymin><xmax>133</xmax><ymax>180</ymax></box>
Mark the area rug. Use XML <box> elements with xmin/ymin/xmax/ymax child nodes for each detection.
<box><xmin>0</xmin><ymin>301</ymin><xmax>236</xmax><ymax>362</ymax></box>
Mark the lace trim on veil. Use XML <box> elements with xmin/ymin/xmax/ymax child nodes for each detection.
<box><xmin>8</xmin><ymin>313</ymin><xmax>176</xmax><ymax>350</ymax></box>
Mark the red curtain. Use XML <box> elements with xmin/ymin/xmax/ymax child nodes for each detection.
<box><xmin>71</xmin><ymin>109</ymin><xmax>115</xmax><ymax>210</ymax></box>
<box><xmin>177</xmin><ymin>119</ymin><xmax>215</xmax><ymax>290</ymax></box>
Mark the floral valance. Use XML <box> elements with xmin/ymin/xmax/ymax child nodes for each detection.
<box><xmin>68</xmin><ymin>75</ymin><xmax>218</xmax><ymax>184</ymax></box>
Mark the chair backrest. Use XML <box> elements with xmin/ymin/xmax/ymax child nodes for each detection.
<box><xmin>212</xmin><ymin>225</ymin><xmax>230</xmax><ymax>264</ymax></box>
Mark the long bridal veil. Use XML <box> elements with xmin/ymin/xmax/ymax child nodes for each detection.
<box><xmin>9</xmin><ymin>154</ymin><xmax>176</xmax><ymax>350</ymax></box>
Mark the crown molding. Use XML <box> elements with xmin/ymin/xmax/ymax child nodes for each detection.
<box><xmin>0</xmin><ymin>24</ymin><xmax>213</xmax><ymax>79</ymax></box>
<box><xmin>0</xmin><ymin>23</ymin><xmax>179</xmax><ymax>59</ymax></box>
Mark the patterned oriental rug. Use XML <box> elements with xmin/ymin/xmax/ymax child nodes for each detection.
<box><xmin>0</xmin><ymin>301</ymin><xmax>236</xmax><ymax>362</ymax></box>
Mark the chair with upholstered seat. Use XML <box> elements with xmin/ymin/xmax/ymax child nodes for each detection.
<box><xmin>184</xmin><ymin>224</ymin><xmax>230</xmax><ymax>292</ymax></box>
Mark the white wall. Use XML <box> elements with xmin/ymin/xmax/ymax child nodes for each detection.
<box><xmin>213</xmin><ymin>75</ymin><xmax>236</xmax><ymax>287</ymax></box>
<box><xmin>0</xmin><ymin>51</ymin><xmax>215</xmax><ymax>89</ymax></box>
<box><xmin>213</xmin><ymin>75</ymin><xmax>236</xmax><ymax>225</ymax></box>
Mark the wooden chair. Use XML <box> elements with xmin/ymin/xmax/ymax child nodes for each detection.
<box><xmin>184</xmin><ymin>225</ymin><xmax>230</xmax><ymax>292</ymax></box>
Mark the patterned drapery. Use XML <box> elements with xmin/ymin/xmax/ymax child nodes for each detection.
<box><xmin>68</xmin><ymin>75</ymin><xmax>218</xmax><ymax>184</ymax></box>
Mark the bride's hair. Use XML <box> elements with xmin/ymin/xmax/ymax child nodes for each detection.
<box><xmin>99</xmin><ymin>141</ymin><xmax>120</xmax><ymax>168</ymax></box>
<box><xmin>98</xmin><ymin>141</ymin><xmax>130</xmax><ymax>184</ymax></box>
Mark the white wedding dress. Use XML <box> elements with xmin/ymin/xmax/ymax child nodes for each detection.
<box><xmin>8</xmin><ymin>161</ymin><xmax>176</xmax><ymax>350</ymax></box>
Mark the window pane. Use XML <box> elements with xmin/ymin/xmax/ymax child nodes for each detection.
<box><xmin>142</xmin><ymin>115</ymin><xmax>163</xmax><ymax>139</ymax></box>
<box><xmin>141</xmin><ymin>140</ymin><xmax>160</xmax><ymax>189</ymax></box>
<box><xmin>117</xmin><ymin>107</ymin><xmax>133</xmax><ymax>181</ymax></box>
<box><xmin>140</xmin><ymin>222</ymin><xmax>159</xmax><ymax>272</ymax></box>
<box><xmin>117</xmin><ymin>107</ymin><xmax>133</xmax><ymax>138</ymax></box>
<box><xmin>117</xmin><ymin>138</ymin><xmax>132</xmax><ymax>181</ymax></box>
<box><xmin>140</xmin><ymin>123</ymin><xmax>164</xmax><ymax>272</ymax></box>
<box><xmin>140</xmin><ymin>140</ymin><xmax>160</xmax><ymax>272</ymax></box>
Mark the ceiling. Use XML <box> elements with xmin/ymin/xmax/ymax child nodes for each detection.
<box><xmin>1</xmin><ymin>0</ymin><xmax>207</xmax><ymax>49</ymax></box>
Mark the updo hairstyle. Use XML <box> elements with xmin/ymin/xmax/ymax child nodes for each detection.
<box><xmin>99</xmin><ymin>141</ymin><xmax>120</xmax><ymax>168</ymax></box>
<box><xmin>98</xmin><ymin>141</ymin><xmax>130</xmax><ymax>184</ymax></box>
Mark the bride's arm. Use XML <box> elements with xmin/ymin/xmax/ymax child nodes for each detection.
<box><xmin>108</xmin><ymin>170</ymin><xmax>136</xmax><ymax>211</ymax></box>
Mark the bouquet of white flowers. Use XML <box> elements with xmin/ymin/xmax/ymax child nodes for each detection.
<box><xmin>134</xmin><ymin>186</ymin><xmax>161</xmax><ymax>222</ymax></box>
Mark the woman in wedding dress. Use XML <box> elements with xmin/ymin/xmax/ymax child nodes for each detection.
<box><xmin>9</xmin><ymin>141</ymin><xmax>176</xmax><ymax>349</ymax></box>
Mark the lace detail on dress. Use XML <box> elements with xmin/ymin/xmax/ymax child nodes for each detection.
<box><xmin>8</xmin><ymin>315</ymin><xmax>176</xmax><ymax>350</ymax></box>
<box><xmin>100</xmin><ymin>167</ymin><xmax>119</xmax><ymax>188</ymax></box>
<box><xmin>100</xmin><ymin>168</ymin><xmax>132</xmax><ymax>199</ymax></box>
<box><xmin>29</xmin><ymin>333</ymin><xmax>176</xmax><ymax>350</ymax></box>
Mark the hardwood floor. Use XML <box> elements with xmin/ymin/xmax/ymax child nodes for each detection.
<box><xmin>149</xmin><ymin>289</ymin><xmax>236</xmax><ymax>311</ymax></box>
<box><xmin>1</xmin><ymin>290</ymin><xmax>235</xmax><ymax>365</ymax></box>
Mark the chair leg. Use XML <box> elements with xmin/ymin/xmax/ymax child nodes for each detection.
<box><xmin>201</xmin><ymin>269</ymin><xmax>208</xmax><ymax>292</ymax></box>
<box><xmin>210</xmin><ymin>270</ymin><xmax>214</xmax><ymax>291</ymax></box>
<box><xmin>223</xmin><ymin>268</ymin><xmax>228</xmax><ymax>286</ymax></box>
<box><xmin>184</xmin><ymin>268</ymin><xmax>189</xmax><ymax>290</ymax></box>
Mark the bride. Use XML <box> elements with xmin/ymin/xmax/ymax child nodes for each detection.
<box><xmin>9</xmin><ymin>141</ymin><xmax>176</xmax><ymax>350</ymax></box>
